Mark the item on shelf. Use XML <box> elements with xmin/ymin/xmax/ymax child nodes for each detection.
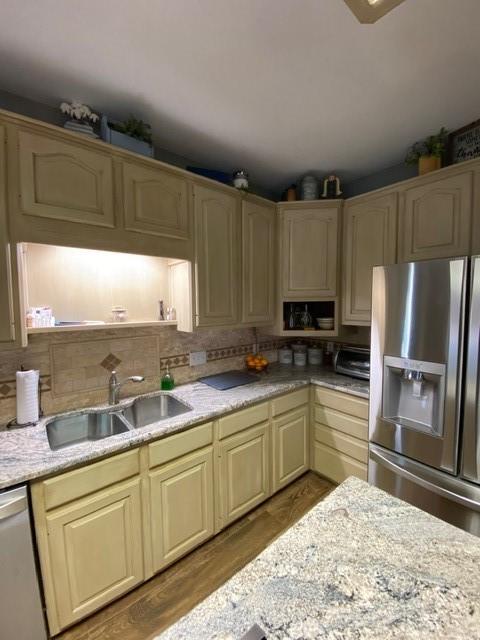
<box><xmin>300</xmin><ymin>175</ymin><xmax>319</xmax><ymax>200</ymax></box>
<box><xmin>278</xmin><ymin>345</ymin><xmax>293</xmax><ymax>365</ymax></box>
<box><xmin>448</xmin><ymin>119</ymin><xmax>480</xmax><ymax>164</ymax></box>
<box><xmin>232</xmin><ymin>170</ymin><xmax>249</xmax><ymax>190</ymax></box>
<box><xmin>316</xmin><ymin>316</ymin><xmax>334</xmax><ymax>330</ymax></box>
<box><xmin>60</xmin><ymin>101</ymin><xmax>99</xmax><ymax>138</ymax></box>
<box><xmin>299</xmin><ymin>303</ymin><xmax>313</xmax><ymax>329</ymax></box>
<box><xmin>160</xmin><ymin>364</ymin><xmax>175</xmax><ymax>391</ymax></box>
<box><xmin>245</xmin><ymin>353</ymin><xmax>269</xmax><ymax>372</ymax></box>
<box><xmin>16</xmin><ymin>369</ymin><xmax>40</xmax><ymax>425</ymax></box>
<box><xmin>166</xmin><ymin>307</ymin><xmax>176</xmax><ymax>321</ymax></box>
<box><xmin>308</xmin><ymin>345</ymin><xmax>323</xmax><ymax>366</ymax></box>
<box><xmin>288</xmin><ymin>303</ymin><xmax>296</xmax><ymax>329</ymax></box>
<box><xmin>321</xmin><ymin>174</ymin><xmax>342</xmax><ymax>198</ymax></box>
<box><xmin>293</xmin><ymin>351</ymin><xmax>307</xmax><ymax>367</ymax></box>
<box><xmin>27</xmin><ymin>306</ymin><xmax>55</xmax><ymax>328</ymax></box>
<box><xmin>286</xmin><ymin>184</ymin><xmax>297</xmax><ymax>201</ymax></box>
<box><xmin>291</xmin><ymin>341</ymin><xmax>307</xmax><ymax>354</ymax></box>
<box><xmin>158</xmin><ymin>300</ymin><xmax>165</xmax><ymax>321</ymax></box>
<box><xmin>111</xmin><ymin>306</ymin><xmax>127</xmax><ymax>322</ymax></box>
<box><xmin>405</xmin><ymin>127</ymin><xmax>448</xmax><ymax>175</ymax></box>
<box><xmin>101</xmin><ymin>114</ymin><xmax>153</xmax><ymax>158</ymax></box>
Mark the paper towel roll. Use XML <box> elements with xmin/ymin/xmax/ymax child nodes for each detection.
<box><xmin>16</xmin><ymin>370</ymin><xmax>40</xmax><ymax>425</ymax></box>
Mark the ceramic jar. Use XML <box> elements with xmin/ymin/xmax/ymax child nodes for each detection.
<box><xmin>308</xmin><ymin>345</ymin><xmax>323</xmax><ymax>366</ymax></box>
<box><xmin>294</xmin><ymin>351</ymin><xmax>307</xmax><ymax>367</ymax></box>
<box><xmin>278</xmin><ymin>346</ymin><xmax>293</xmax><ymax>365</ymax></box>
<box><xmin>300</xmin><ymin>175</ymin><xmax>319</xmax><ymax>200</ymax></box>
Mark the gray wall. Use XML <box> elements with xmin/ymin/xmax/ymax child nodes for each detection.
<box><xmin>342</xmin><ymin>162</ymin><xmax>416</xmax><ymax>198</ymax></box>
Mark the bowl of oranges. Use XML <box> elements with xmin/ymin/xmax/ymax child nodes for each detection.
<box><xmin>245</xmin><ymin>353</ymin><xmax>269</xmax><ymax>372</ymax></box>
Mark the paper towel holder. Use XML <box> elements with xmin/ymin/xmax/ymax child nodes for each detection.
<box><xmin>7</xmin><ymin>365</ymin><xmax>43</xmax><ymax>430</ymax></box>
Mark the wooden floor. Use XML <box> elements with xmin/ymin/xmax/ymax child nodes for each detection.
<box><xmin>58</xmin><ymin>472</ymin><xmax>334</xmax><ymax>640</ymax></box>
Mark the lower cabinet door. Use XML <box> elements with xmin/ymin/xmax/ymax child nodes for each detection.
<box><xmin>272</xmin><ymin>405</ymin><xmax>309</xmax><ymax>493</ymax></box>
<box><xmin>313</xmin><ymin>440</ymin><xmax>367</xmax><ymax>484</ymax></box>
<box><xmin>150</xmin><ymin>447</ymin><xmax>214</xmax><ymax>572</ymax></box>
<box><xmin>45</xmin><ymin>478</ymin><xmax>144</xmax><ymax>632</ymax></box>
<box><xmin>219</xmin><ymin>423</ymin><xmax>270</xmax><ymax>527</ymax></box>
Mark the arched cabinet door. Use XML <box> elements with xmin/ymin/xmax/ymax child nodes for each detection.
<box><xmin>342</xmin><ymin>192</ymin><xmax>397</xmax><ymax>325</ymax></box>
<box><xmin>16</xmin><ymin>128</ymin><xmax>115</xmax><ymax>227</ymax></box>
<box><xmin>399</xmin><ymin>171</ymin><xmax>472</xmax><ymax>262</ymax></box>
<box><xmin>194</xmin><ymin>183</ymin><xmax>240</xmax><ymax>327</ymax></box>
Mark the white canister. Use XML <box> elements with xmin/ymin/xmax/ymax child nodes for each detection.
<box><xmin>308</xmin><ymin>346</ymin><xmax>323</xmax><ymax>366</ymax></box>
<box><xmin>278</xmin><ymin>346</ymin><xmax>293</xmax><ymax>365</ymax></box>
<box><xmin>291</xmin><ymin>341</ymin><xmax>307</xmax><ymax>354</ymax></box>
<box><xmin>294</xmin><ymin>351</ymin><xmax>307</xmax><ymax>367</ymax></box>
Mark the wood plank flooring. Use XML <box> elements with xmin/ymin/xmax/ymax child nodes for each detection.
<box><xmin>58</xmin><ymin>472</ymin><xmax>334</xmax><ymax>640</ymax></box>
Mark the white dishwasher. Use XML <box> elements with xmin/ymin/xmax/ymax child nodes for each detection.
<box><xmin>0</xmin><ymin>485</ymin><xmax>48</xmax><ymax>639</ymax></box>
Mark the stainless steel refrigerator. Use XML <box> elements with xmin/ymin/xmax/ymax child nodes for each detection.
<box><xmin>369</xmin><ymin>256</ymin><xmax>480</xmax><ymax>536</ymax></box>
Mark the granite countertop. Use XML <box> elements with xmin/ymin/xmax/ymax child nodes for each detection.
<box><xmin>0</xmin><ymin>364</ymin><xmax>368</xmax><ymax>489</ymax></box>
<box><xmin>157</xmin><ymin>477</ymin><xmax>480</xmax><ymax>640</ymax></box>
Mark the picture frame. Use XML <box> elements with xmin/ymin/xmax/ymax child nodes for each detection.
<box><xmin>447</xmin><ymin>119</ymin><xmax>480</xmax><ymax>165</ymax></box>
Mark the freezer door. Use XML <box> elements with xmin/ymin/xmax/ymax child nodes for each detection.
<box><xmin>369</xmin><ymin>257</ymin><xmax>467</xmax><ymax>473</ymax></box>
<box><xmin>0</xmin><ymin>486</ymin><xmax>48</xmax><ymax>640</ymax></box>
<box><xmin>462</xmin><ymin>255</ymin><xmax>480</xmax><ymax>484</ymax></box>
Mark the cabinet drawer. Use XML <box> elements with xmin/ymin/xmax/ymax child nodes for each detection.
<box><xmin>314</xmin><ymin>387</ymin><xmax>368</xmax><ymax>420</ymax></box>
<box><xmin>271</xmin><ymin>388</ymin><xmax>309</xmax><ymax>417</ymax></box>
<box><xmin>314</xmin><ymin>423</ymin><xmax>368</xmax><ymax>463</ymax></box>
<box><xmin>313</xmin><ymin>441</ymin><xmax>367</xmax><ymax>484</ymax></box>
<box><xmin>218</xmin><ymin>403</ymin><xmax>269</xmax><ymax>439</ymax></box>
<box><xmin>43</xmin><ymin>449</ymin><xmax>140</xmax><ymax>510</ymax></box>
<box><xmin>314</xmin><ymin>405</ymin><xmax>368</xmax><ymax>441</ymax></box>
<box><xmin>149</xmin><ymin>422</ymin><xmax>213</xmax><ymax>468</ymax></box>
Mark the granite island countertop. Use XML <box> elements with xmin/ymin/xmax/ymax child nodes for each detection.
<box><xmin>157</xmin><ymin>477</ymin><xmax>480</xmax><ymax>640</ymax></box>
<box><xmin>0</xmin><ymin>364</ymin><xmax>368</xmax><ymax>489</ymax></box>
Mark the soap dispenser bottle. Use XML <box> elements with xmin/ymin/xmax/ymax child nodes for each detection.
<box><xmin>161</xmin><ymin>365</ymin><xmax>175</xmax><ymax>391</ymax></box>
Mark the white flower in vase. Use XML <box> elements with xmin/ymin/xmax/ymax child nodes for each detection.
<box><xmin>60</xmin><ymin>101</ymin><xmax>99</xmax><ymax>137</ymax></box>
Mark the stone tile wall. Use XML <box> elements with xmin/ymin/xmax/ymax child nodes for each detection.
<box><xmin>0</xmin><ymin>326</ymin><xmax>286</xmax><ymax>425</ymax></box>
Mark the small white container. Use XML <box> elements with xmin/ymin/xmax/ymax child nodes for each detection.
<box><xmin>308</xmin><ymin>345</ymin><xmax>323</xmax><ymax>366</ymax></box>
<box><xmin>278</xmin><ymin>346</ymin><xmax>293</xmax><ymax>365</ymax></box>
<box><xmin>294</xmin><ymin>351</ymin><xmax>307</xmax><ymax>367</ymax></box>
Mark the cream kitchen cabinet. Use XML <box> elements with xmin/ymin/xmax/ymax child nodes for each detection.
<box><xmin>217</xmin><ymin>403</ymin><xmax>270</xmax><ymax>527</ymax></box>
<box><xmin>194</xmin><ymin>183</ymin><xmax>240</xmax><ymax>327</ymax></box>
<box><xmin>271</xmin><ymin>388</ymin><xmax>310</xmax><ymax>493</ymax></box>
<box><xmin>241</xmin><ymin>197</ymin><xmax>275</xmax><ymax>325</ymax></box>
<box><xmin>280</xmin><ymin>202</ymin><xmax>340</xmax><ymax>298</ymax></box>
<box><xmin>0</xmin><ymin>123</ymin><xmax>20</xmax><ymax>346</ymax></box>
<box><xmin>15</xmin><ymin>127</ymin><xmax>116</xmax><ymax>229</ymax></box>
<box><xmin>342</xmin><ymin>192</ymin><xmax>397</xmax><ymax>325</ymax></box>
<box><xmin>31</xmin><ymin>450</ymin><xmax>144</xmax><ymax>635</ymax></box>
<box><xmin>122</xmin><ymin>159</ymin><xmax>190</xmax><ymax>240</ymax></box>
<box><xmin>399</xmin><ymin>170</ymin><xmax>472</xmax><ymax>262</ymax></box>
<box><xmin>149</xmin><ymin>447</ymin><xmax>214</xmax><ymax>572</ymax></box>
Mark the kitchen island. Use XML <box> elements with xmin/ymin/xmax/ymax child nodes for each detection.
<box><xmin>157</xmin><ymin>477</ymin><xmax>480</xmax><ymax>640</ymax></box>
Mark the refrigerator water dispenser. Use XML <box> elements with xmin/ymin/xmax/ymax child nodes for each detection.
<box><xmin>382</xmin><ymin>356</ymin><xmax>446</xmax><ymax>436</ymax></box>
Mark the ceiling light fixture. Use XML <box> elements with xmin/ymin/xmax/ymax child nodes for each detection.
<box><xmin>344</xmin><ymin>0</ymin><xmax>407</xmax><ymax>23</ymax></box>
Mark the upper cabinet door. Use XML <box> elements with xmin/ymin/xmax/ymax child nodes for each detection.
<box><xmin>194</xmin><ymin>184</ymin><xmax>239</xmax><ymax>327</ymax></box>
<box><xmin>241</xmin><ymin>199</ymin><xmax>275</xmax><ymax>325</ymax></box>
<box><xmin>0</xmin><ymin>125</ymin><xmax>19</xmax><ymax>346</ymax></box>
<box><xmin>400</xmin><ymin>171</ymin><xmax>472</xmax><ymax>262</ymax></box>
<box><xmin>343</xmin><ymin>193</ymin><xmax>397</xmax><ymax>325</ymax></box>
<box><xmin>281</xmin><ymin>205</ymin><xmax>338</xmax><ymax>297</ymax></box>
<box><xmin>122</xmin><ymin>161</ymin><xmax>190</xmax><ymax>240</ymax></box>
<box><xmin>17</xmin><ymin>129</ymin><xmax>115</xmax><ymax>227</ymax></box>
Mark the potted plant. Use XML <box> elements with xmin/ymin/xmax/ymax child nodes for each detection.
<box><xmin>101</xmin><ymin>115</ymin><xmax>153</xmax><ymax>157</ymax></box>
<box><xmin>405</xmin><ymin>127</ymin><xmax>448</xmax><ymax>175</ymax></box>
<box><xmin>59</xmin><ymin>101</ymin><xmax>99</xmax><ymax>138</ymax></box>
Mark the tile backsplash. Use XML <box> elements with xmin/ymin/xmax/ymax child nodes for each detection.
<box><xmin>0</xmin><ymin>326</ymin><xmax>286</xmax><ymax>425</ymax></box>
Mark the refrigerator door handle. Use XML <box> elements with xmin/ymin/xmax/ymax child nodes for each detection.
<box><xmin>0</xmin><ymin>494</ymin><xmax>28</xmax><ymax>521</ymax></box>
<box><xmin>462</xmin><ymin>255</ymin><xmax>480</xmax><ymax>483</ymax></box>
<box><xmin>370</xmin><ymin>446</ymin><xmax>480</xmax><ymax>512</ymax></box>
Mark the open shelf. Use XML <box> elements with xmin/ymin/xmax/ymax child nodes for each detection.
<box><xmin>27</xmin><ymin>320</ymin><xmax>177</xmax><ymax>334</ymax></box>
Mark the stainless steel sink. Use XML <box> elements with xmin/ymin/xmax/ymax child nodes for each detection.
<box><xmin>121</xmin><ymin>394</ymin><xmax>192</xmax><ymax>429</ymax></box>
<box><xmin>46</xmin><ymin>411</ymin><xmax>130</xmax><ymax>450</ymax></box>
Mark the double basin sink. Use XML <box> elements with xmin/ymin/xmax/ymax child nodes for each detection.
<box><xmin>46</xmin><ymin>394</ymin><xmax>192</xmax><ymax>450</ymax></box>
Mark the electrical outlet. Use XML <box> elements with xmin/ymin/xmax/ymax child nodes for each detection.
<box><xmin>189</xmin><ymin>351</ymin><xmax>207</xmax><ymax>366</ymax></box>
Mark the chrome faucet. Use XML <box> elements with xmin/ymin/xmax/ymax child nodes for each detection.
<box><xmin>108</xmin><ymin>370</ymin><xmax>144</xmax><ymax>405</ymax></box>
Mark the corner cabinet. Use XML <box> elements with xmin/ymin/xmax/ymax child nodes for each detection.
<box><xmin>399</xmin><ymin>170</ymin><xmax>472</xmax><ymax>262</ymax></box>
<box><xmin>280</xmin><ymin>202</ymin><xmax>339</xmax><ymax>298</ymax></box>
<box><xmin>194</xmin><ymin>183</ymin><xmax>240</xmax><ymax>327</ymax></box>
<box><xmin>342</xmin><ymin>192</ymin><xmax>397</xmax><ymax>325</ymax></box>
<box><xmin>241</xmin><ymin>198</ymin><xmax>275</xmax><ymax>325</ymax></box>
